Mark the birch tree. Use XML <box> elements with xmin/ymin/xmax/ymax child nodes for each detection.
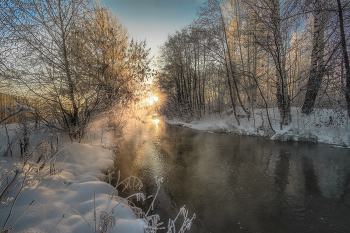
<box><xmin>335</xmin><ymin>0</ymin><xmax>350</xmax><ymax>118</ymax></box>
<box><xmin>302</xmin><ymin>0</ymin><xmax>327</xmax><ymax>114</ymax></box>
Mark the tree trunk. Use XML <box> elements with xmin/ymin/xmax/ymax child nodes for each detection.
<box><xmin>220</xmin><ymin>4</ymin><xmax>250</xmax><ymax>119</ymax></box>
<box><xmin>224</xmin><ymin>51</ymin><xmax>240</xmax><ymax>125</ymax></box>
<box><xmin>57</xmin><ymin>0</ymin><xmax>79</xmax><ymax>137</ymax></box>
<box><xmin>271</xmin><ymin>0</ymin><xmax>291</xmax><ymax>126</ymax></box>
<box><xmin>336</xmin><ymin>0</ymin><xmax>350</xmax><ymax>119</ymax></box>
<box><xmin>302</xmin><ymin>0</ymin><xmax>325</xmax><ymax>114</ymax></box>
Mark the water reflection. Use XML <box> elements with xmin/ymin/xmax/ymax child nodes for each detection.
<box><xmin>302</xmin><ymin>156</ymin><xmax>321</xmax><ymax>195</ymax></box>
<box><xmin>152</xmin><ymin>119</ymin><xmax>159</xmax><ymax>127</ymax></box>
<box><xmin>113</xmin><ymin>112</ymin><xmax>350</xmax><ymax>233</ymax></box>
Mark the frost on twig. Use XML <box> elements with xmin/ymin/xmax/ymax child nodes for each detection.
<box><xmin>125</xmin><ymin>193</ymin><xmax>146</xmax><ymax>218</ymax></box>
<box><xmin>131</xmin><ymin>207</ymin><xmax>143</xmax><ymax>218</ymax></box>
<box><xmin>126</xmin><ymin>192</ymin><xmax>146</xmax><ymax>202</ymax></box>
<box><xmin>109</xmin><ymin>173</ymin><xmax>143</xmax><ymax>199</ymax></box>
<box><xmin>98</xmin><ymin>211</ymin><xmax>116</xmax><ymax>233</ymax></box>
<box><xmin>143</xmin><ymin>176</ymin><xmax>166</xmax><ymax>233</ymax></box>
<box><xmin>0</xmin><ymin>169</ymin><xmax>18</xmax><ymax>203</ymax></box>
<box><xmin>1</xmin><ymin>164</ymin><xmax>35</xmax><ymax>232</ymax></box>
<box><xmin>106</xmin><ymin>167</ymin><xmax>118</xmax><ymax>185</ymax></box>
<box><xmin>145</xmin><ymin>176</ymin><xmax>163</xmax><ymax>217</ymax></box>
<box><xmin>144</xmin><ymin>214</ymin><xmax>165</xmax><ymax>233</ymax></box>
<box><xmin>7</xmin><ymin>199</ymin><xmax>35</xmax><ymax>231</ymax></box>
<box><xmin>0</xmin><ymin>104</ymin><xmax>33</xmax><ymax>125</ymax></box>
<box><xmin>167</xmin><ymin>206</ymin><xmax>196</xmax><ymax>233</ymax></box>
<box><xmin>120</xmin><ymin>175</ymin><xmax>143</xmax><ymax>192</ymax></box>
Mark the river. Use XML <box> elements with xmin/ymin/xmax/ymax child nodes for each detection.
<box><xmin>112</xmin><ymin>110</ymin><xmax>350</xmax><ymax>233</ymax></box>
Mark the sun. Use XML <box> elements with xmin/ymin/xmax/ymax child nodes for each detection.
<box><xmin>147</xmin><ymin>95</ymin><xmax>158</xmax><ymax>105</ymax></box>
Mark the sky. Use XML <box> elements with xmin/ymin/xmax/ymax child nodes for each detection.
<box><xmin>100</xmin><ymin>0</ymin><xmax>206</xmax><ymax>60</ymax></box>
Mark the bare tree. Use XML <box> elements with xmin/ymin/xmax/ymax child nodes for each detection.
<box><xmin>302</xmin><ymin>0</ymin><xmax>327</xmax><ymax>114</ymax></box>
<box><xmin>335</xmin><ymin>0</ymin><xmax>350</xmax><ymax>118</ymax></box>
<box><xmin>70</xmin><ymin>3</ymin><xmax>145</xmax><ymax>106</ymax></box>
<box><xmin>0</xmin><ymin>0</ymin><xmax>150</xmax><ymax>140</ymax></box>
<box><xmin>0</xmin><ymin>0</ymin><xmax>89</xmax><ymax>139</ymax></box>
<box><xmin>197</xmin><ymin>0</ymin><xmax>253</xmax><ymax>124</ymax></box>
<box><xmin>158</xmin><ymin>0</ymin><xmax>349</xmax><ymax>126</ymax></box>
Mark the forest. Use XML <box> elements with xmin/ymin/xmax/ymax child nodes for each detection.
<box><xmin>1</xmin><ymin>0</ymin><xmax>350</xmax><ymax>232</ymax></box>
<box><xmin>157</xmin><ymin>0</ymin><xmax>350</xmax><ymax>133</ymax></box>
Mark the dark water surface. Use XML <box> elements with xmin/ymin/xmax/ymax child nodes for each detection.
<box><xmin>113</xmin><ymin>112</ymin><xmax>350</xmax><ymax>233</ymax></box>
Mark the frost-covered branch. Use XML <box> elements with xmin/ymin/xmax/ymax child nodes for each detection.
<box><xmin>109</xmin><ymin>173</ymin><xmax>143</xmax><ymax>199</ymax></box>
<box><xmin>145</xmin><ymin>176</ymin><xmax>163</xmax><ymax>217</ymax></box>
<box><xmin>1</xmin><ymin>164</ymin><xmax>35</xmax><ymax>232</ymax></box>
<box><xmin>0</xmin><ymin>104</ymin><xmax>33</xmax><ymax>125</ymax></box>
<box><xmin>167</xmin><ymin>206</ymin><xmax>196</xmax><ymax>233</ymax></box>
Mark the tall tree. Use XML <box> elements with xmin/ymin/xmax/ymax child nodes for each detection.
<box><xmin>302</xmin><ymin>0</ymin><xmax>326</xmax><ymax>114</ymax></box>
<box><xmin>246</xmin><ymin>0</ymin><xmax>293</xmax><ymax>126</ymax></box>
<box><xmin>197</xmin><ymin>0</ymin><xmax>253</xmax><ymax>124</ymax></box>
<box><xmin>336</xmin><ymin>0</ymin><xmax>350</xmax><ymax>118</ymax></box>
<box><xmin>270</xmin><ymin>0</ymin><xmax>291</xmax><ymax>125</ymax></box>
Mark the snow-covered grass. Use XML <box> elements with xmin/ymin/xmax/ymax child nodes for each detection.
<box><xmin>0</xmin><ymin>114</ymin><xmax>196</xmax><ymax>233</ymax></box>
<box><xmin>165</xmin><ymin>107</ymin><xmax>350</xmax><ymax>148</ymax></box>
<box><xmin>0</xmin><ymin>119</ymin><xmax>146</xmax><ymax>233</ymax></box>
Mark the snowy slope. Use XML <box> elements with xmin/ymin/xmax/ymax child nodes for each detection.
<box><xmin>165</xmin><ymin>107</ymin><xmax>350</xmax><ymax>148</ymax></box>
<box><xmin>0</xmin><ymin>120</ymin><xmax>146</xmax><ymax>233</ymax></box>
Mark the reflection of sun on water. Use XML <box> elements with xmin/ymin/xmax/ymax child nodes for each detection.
<box><xmin>152</xmin><ymin>119</ymin><xmax>159</xmax><ymax>129</ymax></box>
<box><xmin>153</xmin><ymin>119</ymin><xmax>160</xmax><ymax>136</ymax></box>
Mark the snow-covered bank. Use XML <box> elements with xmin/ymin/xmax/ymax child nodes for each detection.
<box><xmin>165</xmin><ymin>107</ymin><xmax>350</xmax><ymax>148</ymax></box>
<box><xmin>0</xmin><ymin>120</ymin><xmax>146</xmax><ymax>233</ymax></box>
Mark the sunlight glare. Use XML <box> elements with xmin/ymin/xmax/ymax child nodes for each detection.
<box><xmin>147</xmin><ymin>95</ymin><xmax>158</xmax><ymax>105</ymax></box>
<box><xmin>152</xmin><ymin>119</ymin><xmax>160</xmax><ymax>126</ymax></box>
<box><xmin>148</xmin><ymin>99</ymin><xmax>154</xmax><ymax>105</ymax></box>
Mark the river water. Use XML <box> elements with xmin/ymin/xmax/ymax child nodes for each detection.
<box><xmin>112</xmin><ymin>111</ymin><xmax>350</xmax><ymax>233</ymax></box>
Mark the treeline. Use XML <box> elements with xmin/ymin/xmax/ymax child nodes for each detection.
<box><xmin>157</xmin><ymin>0</ymin><xmax>350</xmax><ymax>128</ymax></box>
<box><xmin>0</xmin><ymin>0</ymin><xmax>150</xmax><ymax>140</ymax></box>
<box><xmin>0</xmin><ymin>93</ymin><xmax>34</xmax><ymax>123</ymax></box>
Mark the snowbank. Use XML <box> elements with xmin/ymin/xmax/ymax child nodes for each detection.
<box><xmin>165</xmin><ymin>107</ymin><xmax>350</xmax><ymax>148</ymax></box>
<box><xmin>0</xmin><ymin>120</ymin><xmax>146</xmax><ymax>233</ymax></box>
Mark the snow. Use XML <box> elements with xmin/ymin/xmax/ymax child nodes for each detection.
<box><xmin>0</xmin><ymin>119</ymin><xmax>147</xmax><ymax>233</ymax></box>
<box><xmin>165</xmin><ymin>107</ymin><xmax>350</xmax><ymax>148</ymax></box>
<box><xmin>1</xmin><ymin>106</ymin><xmax>346</xmax><ymax>232</ymax></box>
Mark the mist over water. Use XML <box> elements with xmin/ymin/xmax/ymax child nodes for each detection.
<box><xmin>113</xmin><ymin>111</ymin><xmax>350</xmax><ymax>233</ymax></box>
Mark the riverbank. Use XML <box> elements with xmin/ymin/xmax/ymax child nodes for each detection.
<box><xmin>0</xmin><ymin>119</ymin><xmax>146</xmax><ymax>233</ymax></box>
<box><xmin>164</xmin><ymin>107</ymin><xmax>350</xmax><ymax>148</ymax></box>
